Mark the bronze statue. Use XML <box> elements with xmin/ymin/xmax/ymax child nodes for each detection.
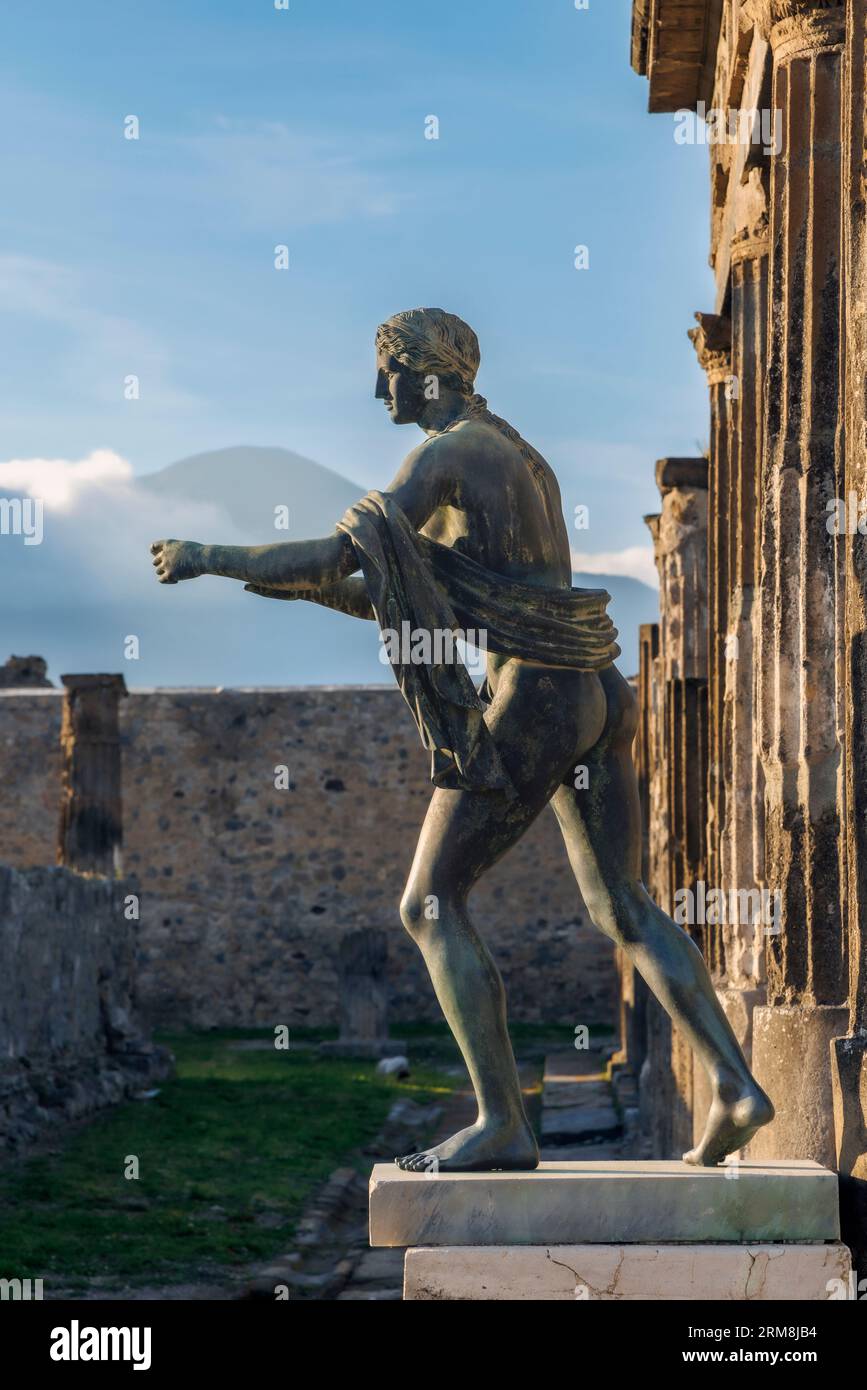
<box><xmin>151</xmin><ymin>308</ymin><xmax>774</xmax><ymax>1170</ymax></box>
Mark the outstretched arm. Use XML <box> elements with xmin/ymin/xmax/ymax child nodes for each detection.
<box><xmin>244</xmin><ymin>576</ymin><xmax>375</xmax><ymax>621</ymax></box>
<box><xmin>151</xmin><ymin>532</ymin><xmax>356</xmax><ymax>589</ymax></box>
<box><xmin>151</xmin><ymin>434</ymin><xmax>452</xmax><ymax>588</ymax></box>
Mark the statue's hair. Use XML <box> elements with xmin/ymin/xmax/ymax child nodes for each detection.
<box><xmin>376</xmin><ymin>308</ymin><xmax>480</xmax><ymax>393</ymax></box>
<box><xmin>376</xmin><ymin>307</ymin><xmax>549</xmax><ymax>486</ymax></box>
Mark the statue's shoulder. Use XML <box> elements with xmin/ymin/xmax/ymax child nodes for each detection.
<box><xmin>395</xmin><ymin>420</ymin><xmax>511</xmax><ymax>494</ymax></box>
<box><xmin>402</xmin><ymin>423</ymin><xmax>481</xmax><ymax>469</ymax></box>
<box><xmin>437</xmin><ymin>417</ymin><xmax>513</xmax><ymax>458</ymax></box>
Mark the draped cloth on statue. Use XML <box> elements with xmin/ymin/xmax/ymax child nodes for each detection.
<box><xmin>336</xmin><ymin>491</ymin><xmax>619</xmax><ymax>796</ymax></box>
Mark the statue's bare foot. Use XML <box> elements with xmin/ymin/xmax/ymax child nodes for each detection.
<box><xmin>682</xmin><ymin>1081</ymin><xmax>774</xmax><ymax>1167</ymax></box>
<box><xmin>396</xmin><ymin>1118</ymin><xmax>539</xmax><ymax>1173</ymax></box>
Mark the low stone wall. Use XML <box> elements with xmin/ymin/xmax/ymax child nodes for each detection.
<box><xmin>0</xmin><ymin>864</ymin><xmax>170</xmax><ymax>1148</ymax></box>
<box><xmin>0</xmin><ymin>687</ymin><xmax>616</xmax><ymax>1032</ymax></box>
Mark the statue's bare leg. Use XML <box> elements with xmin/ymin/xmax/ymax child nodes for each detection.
<box><xmin>396</xmin><ymin>661</ymin><xmax>607</xmax><ymax>1172</ymax></box>
<box><xmin>550</xmin><ymin>667</ymin><xmax>774</xmax><ymax>1166</ymax></box>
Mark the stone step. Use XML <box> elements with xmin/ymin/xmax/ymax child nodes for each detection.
<box><xmin>541</xmin><ymin>1049</ymin><xmax>606</xmax><ymax>1082</ymax></box>
<box><xmin>541</xmin><ymin>1081</ymin><xmax>611</xmax><ymax>1109</ymax></box>
<box><xmin>369</xmin><ymin>1159</ymin><xmax>840</xmax><ymax>1247</ymax></box>
<box><xmin>541</xmin><ymin>1104</ymin><xmax>622</xmax><ymax>1144</ymax></box>
<box><xmin>403</xmin><ymin>1243</ymin><xmax>852</xmax><ymax>1301</ymax></box>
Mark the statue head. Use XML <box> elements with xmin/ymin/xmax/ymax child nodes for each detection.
<box><xmin>375</xmin><ymin>308</ymin><xmax>480</xmax><ymax>425</ymax></box>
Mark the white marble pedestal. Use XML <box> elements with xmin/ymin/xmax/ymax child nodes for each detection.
<box><xmin>367</xmin><ymin>1160</ymin><xmax>851</xmax><ymax>1301</ymax></box>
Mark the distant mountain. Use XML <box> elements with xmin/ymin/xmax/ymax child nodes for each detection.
<box><xmin>1</xmin><ymin>445</ymin><xmax>656</xmax><ymax>685</ymax></box>
<box><xmin>139</xmin><ymin>445</ymin><xmax>365</xmax><ymax>543</ymax></box>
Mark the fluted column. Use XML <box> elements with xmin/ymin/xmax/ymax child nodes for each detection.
<box><xmin>647</xmin><ymin>459</ymin><xmax>710</xmax><ymax>922</ymax></box>
<box><xmin>689</xmin><ymin>174</ymin><xmax>774</xmax><ymax>1150</ymax></box>
<box><xmin>722</xmin><ymin>184</ymin><xmax>771</xmax><ymax>992</ymax></box>
<box><xmin>832</xmin><ymin>0</ymin><xmax>867</xmax><ymax>1272</ymax></box>
<box><xmin>748</xmin><ymin>1</ymin><xmax>848</xmax><ymax>1166</ymax></box>
<box><xmin>638</xmin><ymin>529</ymin><xmax>670</xmax><ymax>913</ymax></box>
<box><xmin>619</xmin><ymin>619</ymin><xmax>660</xmax><ymax>1088</ymax></box>
<box><xmin>688</xmin><ymin>315</ymin><xmax>732</xmax><ymax>978</ymax></box>
<box><xmin>641</xmin><ymin>459</ymin><xmax>709</xmax><ymax>1157</ymax></box>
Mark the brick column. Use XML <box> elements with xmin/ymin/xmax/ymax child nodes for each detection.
<box><xmin>57</xmin><ymin>675</ymin><xmax>127</xmax><ymax>876</ymax></box>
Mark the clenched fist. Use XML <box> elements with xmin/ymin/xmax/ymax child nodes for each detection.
<box><xmin>150</xmin><ymin>539</ymin><xmax>206</xmax><ymax>584</ymax></box>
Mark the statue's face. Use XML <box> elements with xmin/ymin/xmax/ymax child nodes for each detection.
<box><xmin>375</xmin><ymin>348</ymin><xmax>426</xmax><ymax>425</ymax></box>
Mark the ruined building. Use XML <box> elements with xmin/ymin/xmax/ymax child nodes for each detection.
<box><xmin>628</xmin><ymin>1</ymin><xmax>867</xmax><ymax>1265</ymax></box>
<box><xmin>0</xmin><ymin>673</ymin><xmax>170</xmax><ymax>1149</ymax></box>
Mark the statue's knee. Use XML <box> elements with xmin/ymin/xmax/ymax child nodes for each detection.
<box><xmin>400</xmin><ymin>886</ymin><xmax>430</xmax><ymax>936</ymax></box>
<box><xmin>400</xmin><ymin>885</ymin><xmax>449</xmax><ymax>938</ymax></box>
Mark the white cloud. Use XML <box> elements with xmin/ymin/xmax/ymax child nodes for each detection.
<box><xmin>0</xmin><ymin>451</ymin><xmax>246</xmax><ymax>606</ymax></box>
<box><xmin>571</xmin><ymin>545</ymin><xmax>658</xmax><ymax>589</ymax></box>
<box><xmin>0</xmin><ymin>450</ymin><xmax>132</xmax><ymax>509</ymax></box>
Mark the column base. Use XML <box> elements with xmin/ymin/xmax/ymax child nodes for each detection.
<box><xmin>749</xmin><ymin>1005</ymin><xmax>849</xmax><ymax>1164</ymax></box>
<box><xmin>831</xmin><ymin>1033</ymin><xmax>867</xmax><ymax>1278</ymax></box>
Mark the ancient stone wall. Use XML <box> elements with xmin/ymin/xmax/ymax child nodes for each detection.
<box><xmin>0</xmin><ymin>687</ymin><xmax>616</xmax><ymax>1032</ymax></box>
<box><xmin>0</xmin><ymin>864</ymin><xmax>169</xmax><ymax>1148</ymax></box>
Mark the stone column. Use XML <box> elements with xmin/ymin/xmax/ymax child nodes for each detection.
<box><xmin>688</xmin><ymin>312</ymin><xmax>732</xmax><ymax>982</ymax></box>
<box><xmin>641</xmin><ymin>459</ymin><xmax>709</xmax><ymax>1156</ymax></box>
<box><xmin>57</xmin><ymin>674</ymin><xmax>127</xmax><ymax>877</ymax></box>
<box><xmin>649</xmin><ymin>458</ymin><xmax>710</xmax><ymax>924</ymax></box>
<box><xmin>724</xmin><ymin>212</ymin><xmax>769</xmax><ymax>988</ymax></box>
<box><xmin>618</xmin><ymin>622</ymin><xmax>659</xmax><ymax>1085</ymax></box>
<box><xmin>748</xmin><ymin>1</ymin><xmax>849</xmax><ymax>1166</ymax></box>
<box><xmin>833</xmin><ymin>0</ymin><xmax>867</xmax><ymax>1275</ymax></box>
<box><xmin>691</xmin><ymin>189</ymin><xmax>773</xmax><ymax>1149</ymax></box>
<box><xmin>635</xmin><ymin>622</ymin><xmax>661</xmax><ymax>889</ymax></box>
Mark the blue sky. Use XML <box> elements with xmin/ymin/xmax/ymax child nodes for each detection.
<box><xmin>0</xmin><ymin>0</ymin><xmax>714</xmax><ymax>573</ymax></box>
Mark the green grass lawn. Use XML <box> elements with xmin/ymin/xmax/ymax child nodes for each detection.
<box><xmin>0</xmin><ymin>1031</ymin><xmax>462</xmax><ymax>1291</ymax></box>
<box><xmin>0</xmin><ymin>1021</ymin><xmax>607</xmax><ymax>1291</ymax></box>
